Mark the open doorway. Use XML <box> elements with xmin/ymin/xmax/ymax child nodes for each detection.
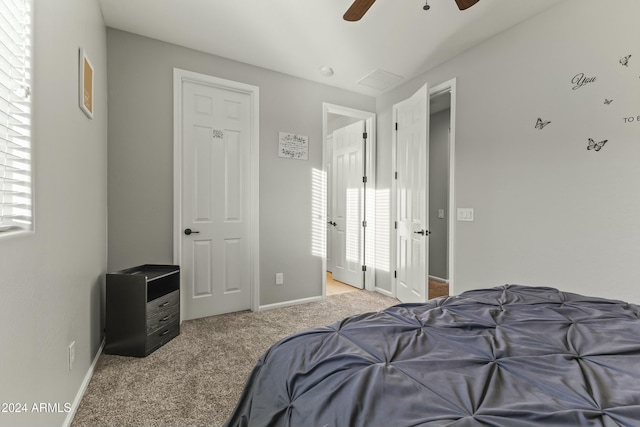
<box><xmin>428</xmin><ymin>79</ymin><xmax>456</xmax><ymax>299</ymax></box>
<box><xmin>322</xmin><ymin>104</ymin><xmax>376</xmax><ymax>297</ymax></box>
<box><xmin>428</xmin><ymin>89</ymin><xmax>451</xmax><ymax>299</ymax></box>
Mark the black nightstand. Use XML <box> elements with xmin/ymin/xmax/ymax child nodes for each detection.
<box><xmin>105</xmin><ymin>264</ymin><xmax>180</xmax><ymax>357</ymax></box>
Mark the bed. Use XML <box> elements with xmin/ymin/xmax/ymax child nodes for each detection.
<box><xmin>223</xmin><ymin>285</ymin><xmax>640</xmax><ymax>427</ymax></box>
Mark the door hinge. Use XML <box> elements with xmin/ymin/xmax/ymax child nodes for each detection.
<box><xmin>363</xmin><ymin>132</ymin><xmax>368</xmax><ymax>140</ymax></box>
<box><xmin>394</xmin><ymin>221</ymin><xmax>398</xmax><ymax>229</ymax></box>
<box><xmin>394</xmin><ymin>270</ymin><xmax>397</xmax><ymax>278</ymax></box>
<box><xmin>395</xmin><ymin>171</ymin><xmax>398</xmax><ymax>180</ymax></box>
<box><xmin>362</xmin><ymin>220</ymin><xmax>367</xmax><ymax>228</ymax></box>
<box><xmin>362</xmin><ymin>176</ymin><xmax>367</xmax><ymax>184</ymax></box>
<box><xmin>362</xmin><ymin>265</ymin><xmax>367</xmax><ymax>272</ymax></box>
<box><xmin>395</xmin><ymin>122</ymin><xmax>398</xmax><ymax>131</ymax></box>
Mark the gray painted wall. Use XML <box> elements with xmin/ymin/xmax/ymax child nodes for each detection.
<box><xmin>429</xmin><ymin>109</ymin><xmax>450</xmax><ymax>280</ymax></box>
<box><xmin>0</xmin><ymin>0</ymin><xmax>108</xmax><ymax>426</ymax></box>
<box><xmin>106</xmin><ymin>29</ymin><xmax>376</xmax><ymax>306</ymax></box>
<box><xmin>376</xmin><ymin>0</ymin><xmax>640</xmax><ymax>303</ymax></box>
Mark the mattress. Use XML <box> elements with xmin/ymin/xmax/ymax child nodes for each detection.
<box><xmin>224</xmin><ymin>285</ymin><xmax>640</xmax><ymax>426</ymax></box>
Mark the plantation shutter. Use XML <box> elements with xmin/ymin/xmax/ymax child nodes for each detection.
<box><xmin>0</xmin><ymin>0</ymin><xmax>32</xmax><ymax>232</ymax></box>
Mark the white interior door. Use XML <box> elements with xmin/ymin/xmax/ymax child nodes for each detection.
<box><xmin>181</xmin><ymin>80</ymin><xmax>252</xmax><ymax>320</ymax></box>
<box><xmin>332</xmin><ymin>120</ymin><xmax>364</xmax><ymax>288</ymax></box>
<box><xmin>395</xmin><ymin>84</ymin><xmax>429</xmax><ymax>303</ymax></box>
<box><xmin>326</xmin><ymin>134</ymin><xmax>334</xmax><ymax>274</ymax></box>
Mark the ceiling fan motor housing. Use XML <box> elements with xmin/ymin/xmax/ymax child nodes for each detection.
<box><xmin>344</xmin><ymin>0</ymin><xmax>479</xmax><ymax>21</ymax></box>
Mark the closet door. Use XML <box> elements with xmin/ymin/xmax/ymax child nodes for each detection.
<box><xmin>394</xmin><ymin>84</ymin><xmax>429</xmax><ymax>303</ymax></box>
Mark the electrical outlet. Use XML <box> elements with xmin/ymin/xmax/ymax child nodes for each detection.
<box><xmin>68</xmin><ymin>341</ymin><xmax>76</xmax><ymax>371</ymax></box>
<box><xmin>275</xmin><ymin>273</ymin><xmax>284</xmax><ymax>285</ymax></box>
<box><xmin>457</xmin><ymin>208</ymin><xmax>474</xmax><ymax>222</ymax></box>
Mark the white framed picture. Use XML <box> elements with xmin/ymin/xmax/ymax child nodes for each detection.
<box><xmin>79</xmin><ymin>48</ymin><xmax>94</xmax><ymax>119</ymax></box>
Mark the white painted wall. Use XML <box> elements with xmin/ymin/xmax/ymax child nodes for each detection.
<box><xmin>376</xmin><ymin>0</ymin><xmax>640</xmax><ymax>302</ymax></box>
<box><xmin>106</xmin><ymin>29</ymin><xmax>376</xmax><ymax>306</ymax></box>
<box><xmin>0</xmin><ymin>0</ymin><xmax>108</xmax><ymax>426</ymax></box>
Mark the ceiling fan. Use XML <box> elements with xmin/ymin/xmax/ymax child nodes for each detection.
<box><xmin>344</xmin><ymin>0</ymin><xmax>480</xmax><ymax>21</ymax></box>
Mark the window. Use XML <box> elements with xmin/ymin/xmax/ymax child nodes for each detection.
<box><xmin>0</xmin><ymin>0</ymin><xmax>32</xmax><ymax>234</ymax></box>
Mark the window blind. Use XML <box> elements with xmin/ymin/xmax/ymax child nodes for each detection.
<box><xmin>0</xmin><ymin>0</ymin><xmax>32</xmax><ymax>233</ymax></box>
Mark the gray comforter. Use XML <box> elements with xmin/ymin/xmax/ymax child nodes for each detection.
<box><xmin>224</xmin><ymin>285</ymin><xmax>640</xmax><ymax>426</ymax></box>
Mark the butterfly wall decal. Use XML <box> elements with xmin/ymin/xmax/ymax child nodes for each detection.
<box><xmin>620</xmin><ymin>55</ymin><xmax>631</xmax><ymax>67</ymax></box>
<box><xmin>535</xmin><ymin>118</ymin><xmax>551</xmax><ymax>130</ymax></box>
<box><xmin>587</xmin><ymin>138</ymin><xmax>607</xmax><ymax>151</ymax></box>
<box><xmin>604</xmin><ymin>99</ymin><xmax>613</xmax><ymax>105</ymax></box>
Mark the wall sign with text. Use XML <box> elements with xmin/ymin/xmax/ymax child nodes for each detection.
<box><xmin>278</xmin><ymin>132</ymin><xmax>309</xmax><ymax>160</ymax></box>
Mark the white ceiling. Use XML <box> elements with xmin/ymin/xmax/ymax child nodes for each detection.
<box><xmin>97</xmin><ymin>0</ymin><xmax>565</xmax><ymax>96</ymax></box>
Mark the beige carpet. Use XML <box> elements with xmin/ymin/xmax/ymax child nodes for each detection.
<box><xmin>71</xmin><ymin>290</ymin><xmax>398</xmax><ymax>427</ymax></box>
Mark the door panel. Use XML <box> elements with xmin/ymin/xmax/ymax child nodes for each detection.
<box><xmin>225</xmin><ymin>131</ymin><xmax>242</xmax><ymax>221</ymax></box>
<box><xmin>395</xmin><ymin>84</ymin><xmax>429</xmax><ymax>303</ymax></box>
<box><xmin>193</xmin><ymin>240</ymin><xmax>213</xmax><ymax>297</ymax></box>
<box><xmin>194</xmin><ymin>126</ymin><xmax>213</xmax><ymax>221</ymax></box>
<box><xmin>223</xmin><ymin>238</ymin><xmax>242</xmax><ymax>293</ymax></box>
<box><xmin>182</xmin><ymin>81</ymin><xmax>251</xmax><ymax>320</ymax></box>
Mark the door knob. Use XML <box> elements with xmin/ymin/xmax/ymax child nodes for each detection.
<box><xmin>414</xmin><ymin>229</ymin><xmax>431</xmax><ymax>236</ymax></box>
<box><xmin>184</xmin><ymin>228</ymin><xmax>200</xmax><ymax>235</ymax></box>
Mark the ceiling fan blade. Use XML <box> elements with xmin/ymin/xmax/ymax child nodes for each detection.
<box><xmin>453</xmin><ymin>0</ymin><xmax>480</xmax><ymax>10</ymax></box>
<box><xmin>343</xmin><ymin>0</ymin><xmax>376</xmax><ymax>21</ymax></box>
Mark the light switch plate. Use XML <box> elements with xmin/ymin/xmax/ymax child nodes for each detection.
<box><xmin>438</xmin><ymin>209</ymin><xmax>445</xmax><ymax>219</ymax></box>
<box><xmin>457</xmin><ymin>208</ymin><xmax>474</xmax><ymax>222</ymax></box>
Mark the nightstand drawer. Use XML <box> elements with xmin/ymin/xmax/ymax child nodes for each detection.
<box><xmin>147</xmin><ymin>310</ymin><xmax>179</xmax><ymax>334</ymax></box>
<box><xmin>147</xmin><ymin>290</ymin><xmax>179</xmax><ymax>319</ymax></box>
<box><xmin>146</xmin><ymin>320</ymin><xmax>179</xmax><ymax>353</ymax></box>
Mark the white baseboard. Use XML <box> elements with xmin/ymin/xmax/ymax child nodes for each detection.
<box><xmin>63</xmin><ymin>338</ymin><xmax>105</xmax><ymax>427</ymax></box>
<box><xmin>374</xmin><ymin>286</ymin><xmax>394</xmax><ymax>298</ymax></box>
<box><xmin>259</xmin><ymin>295</ymin><xmax>324</xmax><ymax>311</ymax></box>
<box><xmin>428</xmin><ymin>275</ymin><xmax>449</xmax><ymax>284</ymax></box>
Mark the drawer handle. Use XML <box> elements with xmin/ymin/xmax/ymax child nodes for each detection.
<box><xmin>160</xmin><ymin>316</ymin><xmax>170</xmax><ymax>322</ymax></box>
<box><xmin>159</xmin><ymin>301</ymin><xmax>170</xmax><ymax>308</ymax></box>
<box><xmin>159</xmin><ymin>329</ymin><xmax>171</xmax><ymax>337</ymax></box>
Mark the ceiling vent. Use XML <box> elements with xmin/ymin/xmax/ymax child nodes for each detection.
<box><xmin>357</xmin><ymin>69</ymin><xmax>404</xmax><ymax>91</ymax></box>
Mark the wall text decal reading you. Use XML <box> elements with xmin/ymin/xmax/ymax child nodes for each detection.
<box><xmin>571</xmin><ymin>73</ymin><xmax>596</xmax><ymax>90</ymax></box>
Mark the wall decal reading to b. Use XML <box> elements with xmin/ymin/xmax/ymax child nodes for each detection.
<box><xmin>533</xmin><ymin>52</ymin><xmax>635</xmax><ymax>154</ymax></box>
